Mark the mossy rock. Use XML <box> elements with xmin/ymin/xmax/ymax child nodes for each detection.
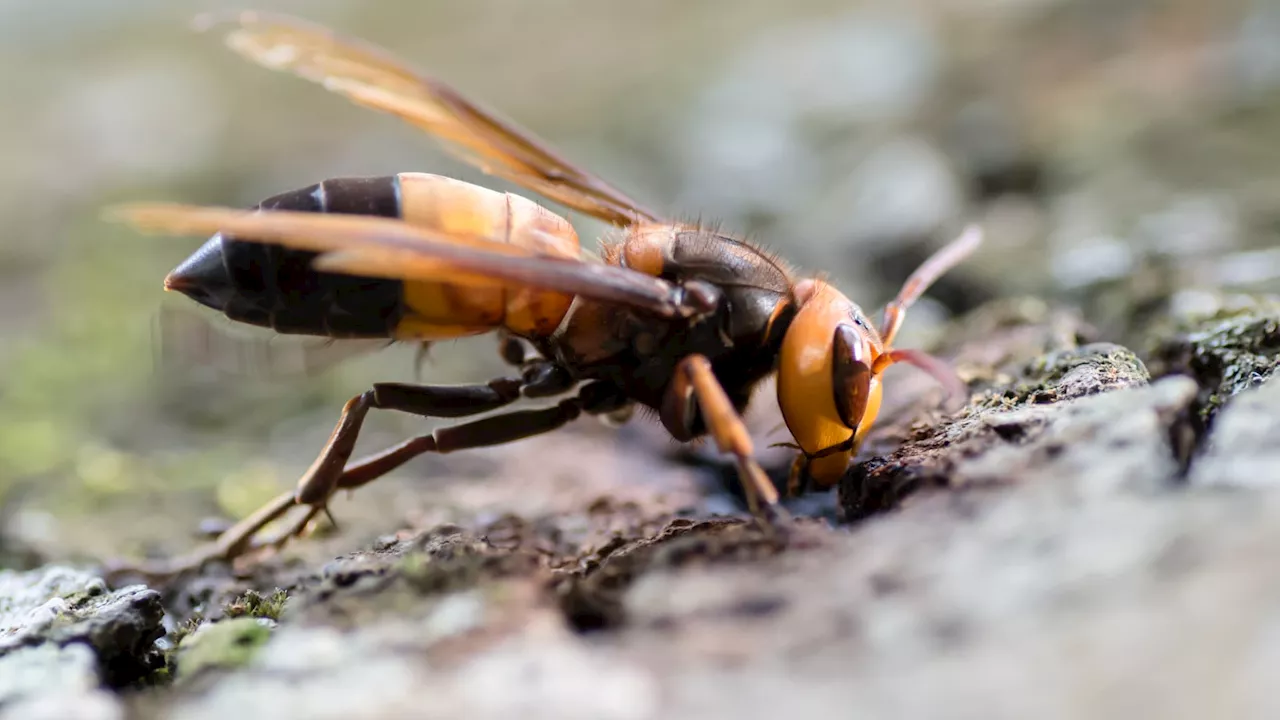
<box><xmin>173</xmin><ymin>617</ymin><xmax>274</xmax><ymax>681</ymax></box>
<box><xmin>1146</xmin><ymin>296</ymin><xmax>1280</xmax><ymax>424</ymax></box>
<box><xmin>222</xmin><ymin>589</ymin><xmax>289</xmax><ymax>622</ymax></box>
<box><xmin>971</xmin><ymin>342</ymin><xmax>1149</xmax><ymax>411</ymax></box>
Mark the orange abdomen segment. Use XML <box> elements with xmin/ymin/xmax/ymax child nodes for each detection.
<box><xmin>392</xmin><ymin>172</ymin><xmax>580</xmax><ymax>340</ymax></box>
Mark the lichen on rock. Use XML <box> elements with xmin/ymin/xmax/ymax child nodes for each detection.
<box><xmin>0</xmin><ymin>644</ymin><xmax>123</xmax><ymax>720</ymax></box>
<box><xmin>173</xmin><ymin>617</ymin><xmax>274</xmax><ymax>682</ymax></box>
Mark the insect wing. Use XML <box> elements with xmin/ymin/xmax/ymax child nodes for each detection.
<box><xmin>108</xmin><ymin>203</ymin><xmax>688</xmax><ymax>318</ymax></box>
<box><xmin>154</xmin><ymin>304</ymin><xmax>392</xmax><ymax>381</ymax></box>
<box><xmin>197</xmin><ymin>11</ymin><xmax>662</xmax><ymax>228</ymax></box>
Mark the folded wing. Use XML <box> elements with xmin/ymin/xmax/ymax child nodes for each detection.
<box><xmin>108</xmin><ymin>203</ymin><xmax>693</xmax><ymax>318</ymax></box>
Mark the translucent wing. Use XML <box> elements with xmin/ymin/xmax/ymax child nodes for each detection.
<box><xmin>154</xmin><ymin>304</ymin><xmax>394</xmax><ymax>381</ymax></box>
<box><xmin>196</xmin><ymin>10</ymin><xmax>662</xmax><ymax>228</ymax></box>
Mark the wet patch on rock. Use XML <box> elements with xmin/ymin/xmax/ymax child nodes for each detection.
<box><xmin>555</xmin><ymin>516</ymin><xmax>821</xmax><ymax>632</ymax></box>
<box><xmin>1146</xmin><ymin>296</ymin><xmax>1280</xmax><ymax>426</ymax></box>
<box><xmin>134</xmin><ymin>512</ymin><xmax>823</xmax><ymax>720</ymax></box>
<box><xmin>1187</xmin><ymin>376</ymin><xmax>1280</xmax><ymax>490</ymax></box>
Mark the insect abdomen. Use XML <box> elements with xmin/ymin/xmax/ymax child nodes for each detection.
<box><xmin>220</xmin><ymin>173</ymin><xmax>581</xmax><ymax>341</ymax></box>
<box><xmin>393</xmin><ymin>173</ymin><xmax>580</xmax><ymax>340</ymax></box>
<box><xmin>220</xmin><ymin>176</ymin><xmax>406</xmax><ymax>337</ymax></box>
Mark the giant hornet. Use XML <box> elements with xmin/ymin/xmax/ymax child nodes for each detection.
<box><xmin>108</xmin><ymin>12</ymin><xmax>982</xmax><ymax>576</ymax></box>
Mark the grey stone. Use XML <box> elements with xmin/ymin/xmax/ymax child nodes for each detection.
<box><xmin>161</xmin><ymin>618</ymin><xmax>662</xmax><ymax>720</ymax></box>
<box><xmin>0</xmin><ymin>566</ymin><xmax>165</xmax><ymax>687</ymax></box>
<box><xmin>618</xmin><ymin>483</ymin><xmax>1280</xmax><ymax>720</ymax></box>
<box><xmin>0</xmin><ymin>644</ymin><xmax>122</xmax><ymax>720</ymax></box>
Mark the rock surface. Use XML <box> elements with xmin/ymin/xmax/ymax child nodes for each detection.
<box><xmin>3</xmin><ymin>296</ymin><xmax>1280</xmax><ymax>719</ymax></box>
<box><xmin>1188</xmin><ymin>374</ymin><xmax>1280</xmax><ymax>489</ymax></box>
<box><xmin>0</xmin><ymin>566</ymin><xmax>165</xmax><ymax>719</ymax></box>
<box><xmin>0</xmin><ymin>644</ymin><xmax>123</xmax><ymax>720</ymax></box>
<box><xmin>60</xmin><ymin>295</ymin><xmax>1280</xmax><ymax>720</ymax></box>
<box><xmin>1147</xmin><ymin>296</ymin><xmax>1280</xmax><ymax>424</ymax></box>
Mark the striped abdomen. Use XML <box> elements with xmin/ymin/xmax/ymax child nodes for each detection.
<box><xmin>181</xmin><ymin>173</ymin><xmax>581</xmax><ymax>340</ymax></box>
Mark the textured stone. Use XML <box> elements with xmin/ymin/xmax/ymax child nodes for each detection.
<box><xmin>1188</xmin><ymin>376</ymin><xmax>1280</xmax><ymax>489</ymax></box>
<box><xmin>0</xmin><ymin>643</ymin><xmax>122</xmax><ymax>720</ymax></box>
<box><xmin>0</xmin><ymin>566</ymin><xmax>165</xmax><ymax>686</ymax></box>
<box><xmin>1147</xmin><ymin>297</ymin><xmax>1280</xmax><ymax>424</ymax></box>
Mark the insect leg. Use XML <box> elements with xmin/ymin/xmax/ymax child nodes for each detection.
<box><xmin>320</xmin><ymin>381</ymin><xmax>619</xmax><ymax>497</ymax></box>
<box><xmin>662</xmin><ymin>354</ymin><xmax>789</xmax><ymax>525</ymax></box>
<box><xmin>299</xmin><ymin>364</ymin><xmax>573</xmax><ymax>509</ymax></box>
<box><xmin>293</xmin><ymin>359</ymin><xmax>577</xmax><ymax>504</ymax></box>
<box><xmin>115</xmin><ymin>489</ymin><xmax>301</xmax><ymax>580</ymax></box>
<box><xmin>252</xmin><ymin>393</ymin><xmax>591</xmax><ymax>550</ymax></box>
<box><xmin>411</xmin><ymin>341</ymin><xmax>434</xmax><ymax>380</ymax></box>
<box><xmin>335</xmin><ymin>396</ymin><xmax>588</xmax><ymax>492</ymax></box>
<box><xmin>292</xmin><ymin>377</ymin><xmax>531</xmax><ymax>506</ymax></box>
<box><xmin>115</xmin><ymin>366</ymin><xmax>578</xmax><ymax>579</ymax></box>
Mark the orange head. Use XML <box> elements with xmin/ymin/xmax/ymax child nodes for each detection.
<box><xmin>776</xmin><ymin>279</ymin><xmax>885</xmax><ymax>490</ymax></box>
<box><xmin>774</xmin><ymin>225</ymin><xmax>982</xmax><ymax>493</ymax></box>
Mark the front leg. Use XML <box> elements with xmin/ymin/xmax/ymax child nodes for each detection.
<box><xmin>661</xmin><ymin>354</ymin><xmax>789</xmax><ymax>527</ymax></box>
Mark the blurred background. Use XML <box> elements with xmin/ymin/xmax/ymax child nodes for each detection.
<box><xmin>1</xmin><ymin>0</ymin><xmax>1278</xmax><ymax>566</ymax></box>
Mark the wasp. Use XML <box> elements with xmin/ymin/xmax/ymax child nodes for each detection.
<box><xmin>108</xmin><ymin>12</ymin><xmax>981</xmax><ymax>576</ymax></box>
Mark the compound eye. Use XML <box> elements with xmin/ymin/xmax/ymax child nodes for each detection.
<box><xmin>832</xmin><ymin>324</ymin><xmax>871</xmax><ymax>430</ymax></box>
